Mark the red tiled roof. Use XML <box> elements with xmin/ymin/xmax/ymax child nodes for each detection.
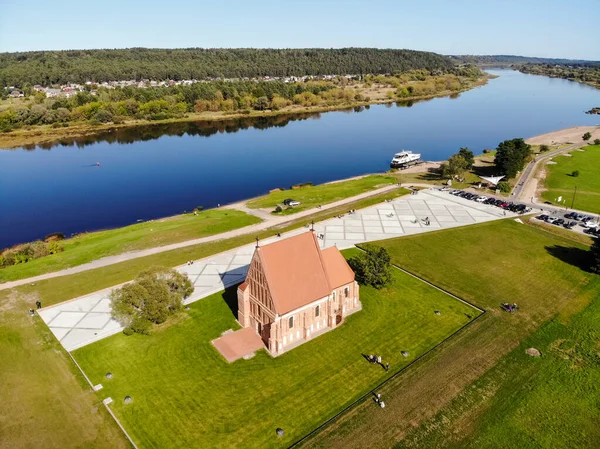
<box><xmin>321</xmin><ymin>246</ymin><xmax>355</xmax><ymax>288</ymax></box>
<box><xmin>255</xmin><ymin>232</ymin><xmax>353</xmax><ymax>315</ymax></box>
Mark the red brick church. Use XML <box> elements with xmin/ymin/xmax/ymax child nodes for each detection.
<box><xmin>237</xmin><ymin>232</ymin><xmax>361</xmax><ymax>356</ymax></box>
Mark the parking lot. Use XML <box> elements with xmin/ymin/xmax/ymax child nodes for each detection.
<box><xmin>533</xmin><ymin>210</ymin><xmax>600</xmax><ymax>237</ymax></box>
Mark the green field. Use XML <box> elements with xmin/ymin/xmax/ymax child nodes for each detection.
<box><xmin>246</xmin><ymin>175</ymin><xmax>397</xmax><ymax>214</ymax></box>
<box><xmin>0</xmin><ymin>290</ymin><xmax>129</xmax><ymax>449</ymax></box>
<box><xmin>0</xmin><ymin>209</ymin><xmax>261</xmax><ymax>283</ymax></box>
<box><xmin>406</xmin><ymin>281</ymin><xmax>600</xmax><ymax>449</ymax></box>
<box><xmin>302</xmin><ymin>220</ymin><xmax>598</xmax><ymax>448</ymax></box>
<box><xmin>73</xmin><ymin>251</ymin><xmax>478</xmax><ymax>448</ymax></box>
<box><xmin>541</xmin><ymin>145</ymin><xmax>600</xmax><ymax>212</ymax></box>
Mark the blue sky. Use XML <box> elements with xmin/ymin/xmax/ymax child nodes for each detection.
<box><xmin>1</xmin><ymin>0</ymin><xmax>598</xmax><ymax>59</ymax></box>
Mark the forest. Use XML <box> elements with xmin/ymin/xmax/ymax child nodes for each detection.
<box><xmin>0</xmin><ymin>48</ymin><xmax>457</xmax><ymax>87</ymax></box>
<box><xmin>0</xmin><ymin>67</ymin><xmax>483</xmax><ymax>134</ymax></box>
<box><xmin>449</xmin><ymin>54</ymin><xmax>599</xmax><ymax>66</ymax></box>
<box><xmin>517</xmin><ymin>63</ymin><xmax>600</xmax><ymax>89</ymax></box>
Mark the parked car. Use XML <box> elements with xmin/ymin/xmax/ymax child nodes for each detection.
<box><xmin>546</xmin><ymin>217</ymin><xmax>558</xmax><ymax>224</ymax></box>
<box><xmin>282</xmin><ymin>198</ymin><xmax>301</xmax><ymax>206</ymax></box>
<box><xmin>536</xmin><ymin>214</ymin><xmax>549</xmax><ymax>221</ymax></box>
<box><xmin>554</xmin><ymin>218</ymin><xmax>565</xmax><ymax>226</ymax></box>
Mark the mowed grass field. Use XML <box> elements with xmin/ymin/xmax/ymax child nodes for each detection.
<box><xmin>541</xmin><ymin>144</ymin><xmax>600</xmax><ymax>212</ymax></box>
<box><xmin>73</xmin><ymin>251</ymin><xmax>479</xmax><ymax>448</ymax></box>
<box><xmin>302</xmin><ymin>220</ymin><xmax>598</xmax><ymax>449</ymax></box>
<box><xmin>246</xmin><ymin>175</ymin><xmax>397</xmax><ymax>214</ymax></box>
<box><xmin>0</xmin><ymin>290</ymin><xmax>129</xmax><ymax>449</ymax></box>
<box><xmin>0</xmin><ymin>209</ymin><xmax>261</xmax><ymax>283</ymax></box>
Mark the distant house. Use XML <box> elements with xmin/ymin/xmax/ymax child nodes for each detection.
<box><xmin>8</xmin><ymin>90</ymin><xmax>24</xmax><ymax>98</ymax></box>
<box><xmin>45</xmin><ymin>89</ymin><xmax>61</xmax><ymax>98</ymax></box>
<box><xmin>237</xmin><ymin>232</ymin><xmax>361</xmax><ymax>356</ymax></box>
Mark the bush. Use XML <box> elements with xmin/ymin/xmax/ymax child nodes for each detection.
<box><xmin>110</xmin><ymin>266</ymin><xmax>193</xmax><ymax>334</ymax></box>
<box><xmin>0</xmin><ymin>239</ymin><xmax>60</xmax><ymax>268</ymax></box>
<box><xmin>497</xmin><ymin>181</ymin><xmax>511</xmax><ymax>193</ymax></box>
<box><xmin>594</xmin><ymin>139</ymin><xmax>600</xmax><ymax>145</ymax></box>
<box><xmin>123</xmin><ymin>327</ymin><xmax>134</xmax><ymax>336</ymax></box>
<box><xmin>92</xmin><ymin>110</ymin><xmax>114</xmax><ymax>123</ymax></box>
<box><xmin>44</xmin><ymin>232</ymin><xmax>65</xmax><ymax>242</ymax></box>
<box><xmin>572</xmin><ymin>170</ymin><xmax>580</xmax><ymax>177</ymax></box>
<box><xmin>539</xmin><ymin>144</ymin><xmax>550</xmax><ymax>152</ymax></box>
<box><xmin>274</xmin><ymin>205</ymin><xmax>283</xmax><ymax>213</ymax></box>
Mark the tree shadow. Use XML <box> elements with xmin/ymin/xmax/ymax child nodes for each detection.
<box><xmin>545</xmin><ymin>245</ymin><xmax>592</xmax><ymax>272</ymax></box>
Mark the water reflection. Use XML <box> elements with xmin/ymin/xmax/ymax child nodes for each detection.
<box><xmin>17</xmin><ymin>99</ymin><xmax>434</xmax><ymax>151</ymax></box>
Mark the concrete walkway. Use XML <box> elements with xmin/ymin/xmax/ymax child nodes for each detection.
<box><xmin>0</xmin><ymin>184</ymin><xmax>400</xmax><ymax>292</ymax></box>
<box><xmin>38</xmin><ymin>188</ymin><xmax>516</xmax><ymax>351</ymax></box>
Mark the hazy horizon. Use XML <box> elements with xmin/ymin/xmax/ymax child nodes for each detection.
<box><xmin>1</xmin><ymin>0</ymin><xmax>598</xmax><ymax>60</ymax></box>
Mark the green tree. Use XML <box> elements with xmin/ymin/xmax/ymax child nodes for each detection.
<box><xmin>458</xmin><ymin>147</ymin><xmax>474</xmax><ymax>169</ymax></box>
<box><xmin>440</xmin><ymin>154</ymin><xmax>469</xmax><ymax>178</ymax></box>
<box><xmin>582</xmin><ymin>132</ymin><xmax>592</xmax><ymax>142</ymax></box>
<box><xmin>539</xmin><ymin>144</ymin><xmax>550</xmax><ymax>152</ymax></box>
<box><xmin>348</xmin><ymin>245</ymin><xmax>392</xmax><ymax>289</ymax></box>
<box><xmin>110</xmin><ymin>266</ymin><xmax>193</xmax><ymax>335</ymax></box>
<box><xmin>494</xmin><ymin>138</ymin><xmax>532</xmax><ymax>179</ymax></box>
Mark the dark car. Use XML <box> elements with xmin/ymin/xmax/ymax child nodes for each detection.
<box><xmin>554</xmin><ymin>218</ymin><xmax>565</xmax><ymax>226</ymax></box>
<box><xmin>536</xmin><ymin>214</ymin><xmax>549</xmax><ymax>221</ymax></box>
<box><xmin>565</xmin><ymin>212</ymin><xmax>576</xmax><ymax>219</ymax></box>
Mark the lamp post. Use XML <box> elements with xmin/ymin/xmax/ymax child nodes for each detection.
<box><xmin>570</xmin><ymin>186</ymin><xmax>578</xmax><ymax>210</ymax></box>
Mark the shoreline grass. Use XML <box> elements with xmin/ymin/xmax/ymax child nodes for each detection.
<box><xmin>5</xmin><ymin>188</ymin><xmax>410</xmax><ymax>305</ymax></box>
<box><xmin>246</xmin><ymin>175</ymin><xmax>397</xmax><ymax>214</ymax></box>
<box><xmin>0</xmin><ymin>209</ymin><xmax>262</xmax><ymax>283</ymax></box>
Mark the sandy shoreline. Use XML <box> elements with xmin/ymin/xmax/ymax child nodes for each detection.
<box><xmin>525</xmin><ymin>125</ymin><xmax>600</xmax><ymax>145</ymax></box>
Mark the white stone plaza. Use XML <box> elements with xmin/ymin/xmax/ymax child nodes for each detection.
<box><xmin>39</xmin><ymin>188</ymin><xmax>515</xmax><ymax>351</ymax></box>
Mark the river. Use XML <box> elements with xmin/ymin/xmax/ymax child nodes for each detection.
<box><xmin>1</xmin><ymin>69</ymin><xmax>600</xmax><ymax>248</ymax></box>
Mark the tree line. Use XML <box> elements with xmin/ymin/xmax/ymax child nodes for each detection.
<box><xmin>0</xmin><ymin>71</ymin><xmax>481</xmax><ymax>133</ymax></box>
<box><xmin>0</xmin><ymin>48</ymin><xmax>457</xmax><ymax>87</ymax></box>
<box><xmin>517</xmin><ymin>63</ymin><xmax>600</xmax><ymax>89</ymax></box>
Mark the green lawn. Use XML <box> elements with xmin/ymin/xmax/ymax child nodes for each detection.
<box><xmin>0</xmin><ymin>209</ymin><xmax>261</xmax><ymax>283</ymax></box>
<box><xmin>73</xmin><ymin>252</ymin><xmax>478</xmax><ymax>448</ymax></box>
<box><xmin>9</xmin><ymin>188</ymin><xmax>409</xmax><ymax>309</ymax></box>
<box><xmin>302</xmin><ymin>220</ymin><xmax>597</xmax><ymax>448</ymax></box>
<box><xmin>246</xmin><ymin>175</ymin><xmax>397</xmax><ymax>214</ymax></box>
<box><xmin>541</xmin><ymin>145</ymin><xmax>600</xmax><ymax>212</ymax></box>
<box><xmin>0</xmin><ymin>290</ymin><xmax>129</xmax><ymax>449</ymax></box>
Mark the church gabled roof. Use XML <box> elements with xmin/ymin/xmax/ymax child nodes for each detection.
<box><xmin>255</xmin><ymin>232</ymin><xmax>354</xmax><ymax>315</ymax></box>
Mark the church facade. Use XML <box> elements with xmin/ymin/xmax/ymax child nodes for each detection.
<box><xmin>237</xmin><ymin>232</ymin><xmax>361</xmax><ymax>356</ymax></box>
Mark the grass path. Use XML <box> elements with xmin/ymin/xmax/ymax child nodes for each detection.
<box><xmin>73</xmin><ymin>252</ymin><xmax>477</xmax><ymax>448</ymax></box>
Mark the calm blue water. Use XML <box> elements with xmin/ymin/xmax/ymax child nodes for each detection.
<box><xmin>1</xmin><ymin>69</ymin><xmax>599</xmax><ymax>248</ymax></box>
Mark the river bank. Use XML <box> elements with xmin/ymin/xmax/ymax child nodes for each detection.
<box><xmin>0</xmin><ymin>76</ymin><xmax>490</xmax><ymax>150</ymax></box>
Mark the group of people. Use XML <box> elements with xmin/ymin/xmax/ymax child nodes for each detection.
<box><xmin>374</xmin><ymin>393</ymin><xmax>385</xmax><ymax>408</ymax></box>
<box><xmin>502</xmin><ymin>302</ymin><xmax>519</xmax><ymax>313</ymax></box>
<box><xmin>367</xmin><ymin>354</ymin><xmax>390</xmax><ymax>373</ymax></box>
<box><xmin>422</xmin><ymin>216</ymin><xmax>431</xmax><ymax>226</ymax></box>
<box><xmin>186</xmin><ymin>260</ymin><xmax>195</xmax><ymax>266</ymax></box>
<box><xmin>347</xmin><ymin>209</ymin><xmax>357</xmax><ymax>214</ymax></box>
<box><xmin>28</xmin><ymin>301</ymin><xmax>42</xmax><ymax>316</ymax></box>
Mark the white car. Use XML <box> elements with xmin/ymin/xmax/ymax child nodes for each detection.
<box><xmin>475</xmin><ymin>196</ymin><xmax>488</xmax><ymax>203</ymax></box>
<box><xmin>288</xmin><ymin>200</ymin><xmax>301</xmax><ymax>207</ymax></box>
<box><xmin>546</xmin><ymin>217</ymin><xmax>558</xmax><ymax>224</ymax></box>
<box><xmin>584</xmin><ymin>222</ymin><xmax>599</xmax><ymax>229</ymax></box>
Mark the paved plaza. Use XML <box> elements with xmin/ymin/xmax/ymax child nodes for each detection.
<box><xmin>39</xmin><ymin>188</ymin><xmax>516</xmax><ymax>351</ymax></box>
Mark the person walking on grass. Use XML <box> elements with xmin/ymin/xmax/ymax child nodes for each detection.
<box><xmin>385</xmin><ymin>362</ymin><xmax>390</xmax><ymax>373</ymax></box>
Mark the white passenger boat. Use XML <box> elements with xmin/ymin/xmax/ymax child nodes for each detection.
<box><xmin>390</xmin><ymin>150</ymin><xmax>421</xmax><ymax>168</ymax></box>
